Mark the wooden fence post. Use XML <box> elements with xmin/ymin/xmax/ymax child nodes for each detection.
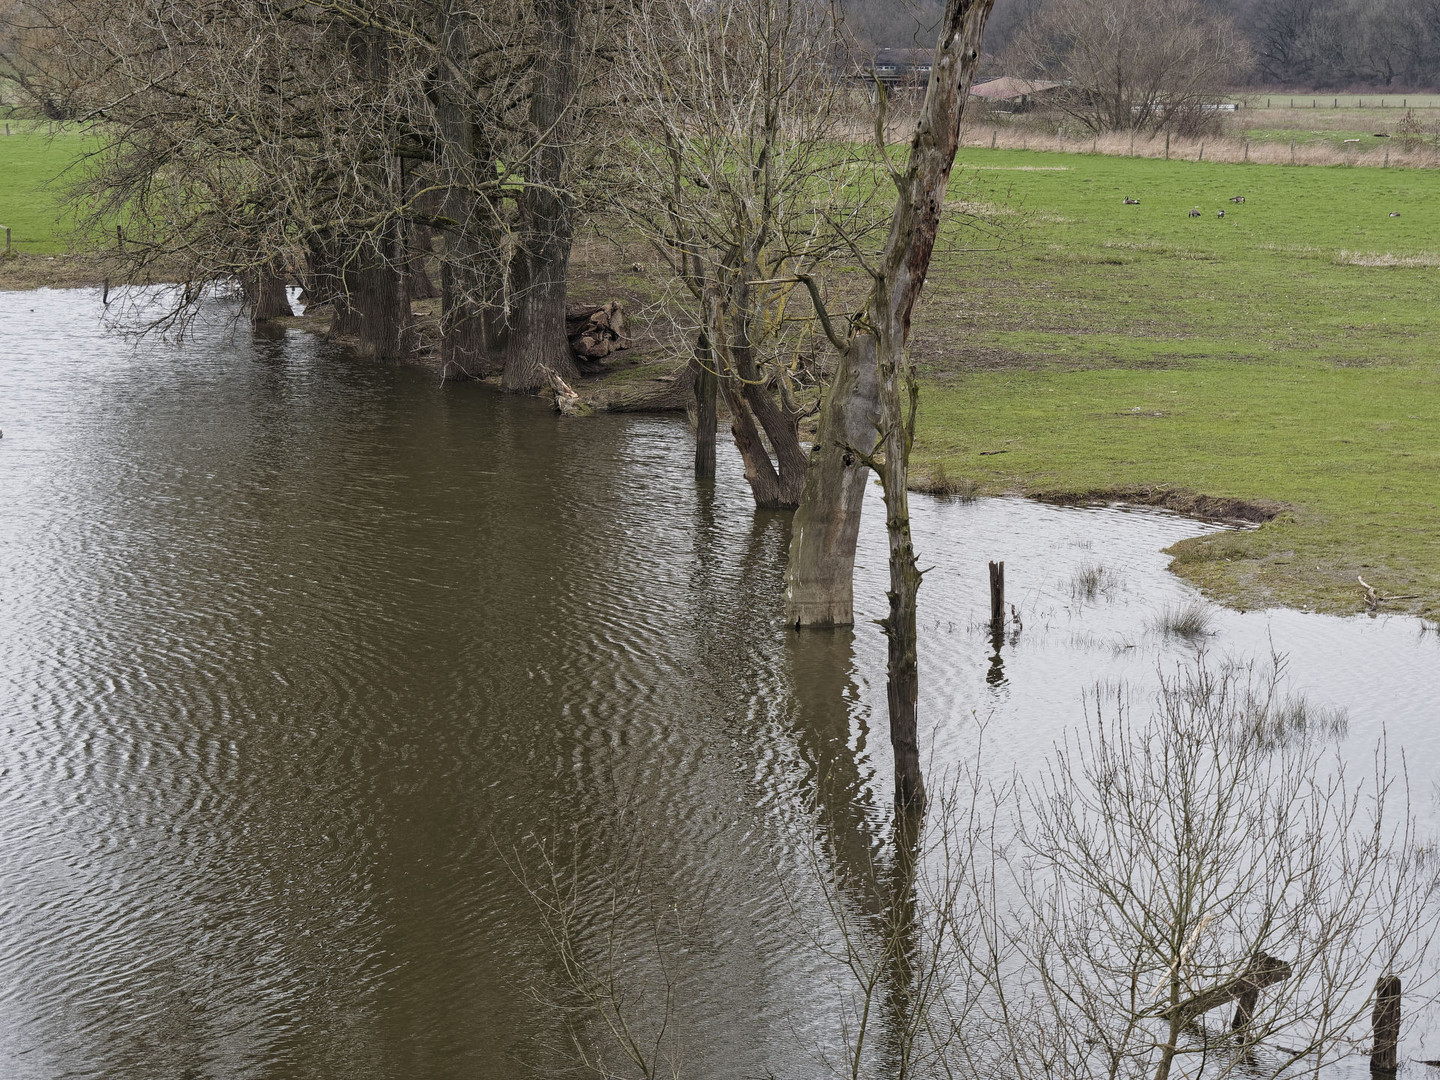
<box><xmin>1370</xmin><ymin>976</ymin><xmax>1401</xmax><ymax>1073</ymax></box>
<box><xmin>1243</xmin><ymin>139</ymin><xmax>1249</xmax><ymax>162</ymax></box>
<box><xmin>989</xmin><ymin>561</ymin><xmax>1005</xmax><ymax>632</ymax></box>
<box><xmin>1165</xmin><ymin>132</ymin><xmax>1170</xmax><ymax>159</ymax></box>
<box><xmin>4</xmin><ymin>226</ymin><xmax>10</xmax><ymax>258</ymax></box>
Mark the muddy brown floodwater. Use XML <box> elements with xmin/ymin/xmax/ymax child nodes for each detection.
<box><xmin>1</xmin><ymin>290</ymin><xmax>1437</xmax><ymax>1078</ymax></box>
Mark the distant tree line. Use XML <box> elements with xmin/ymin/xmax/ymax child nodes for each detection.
<box><xmin>846</xmin><ymin>0</ymin><xmax>1440</xmax><ymax>89</ymax></box>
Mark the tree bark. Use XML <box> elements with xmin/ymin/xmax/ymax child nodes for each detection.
<box><xmin>502</xmin><ymin>0</ymin><xmax>582</xmax><ymax>393</ymax></box>
<box><xmin>784</xmin><ymin>334</ymin><xmax>881</xmax><ymax>626</ymax></box>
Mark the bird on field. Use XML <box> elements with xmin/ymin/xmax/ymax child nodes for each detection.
<box><xmin>1188</xmin><ymin>207</ymin><xmax>1201</xmax><ymax>217</ymax></box>
<box><xmin>1123</xmin><ymin>197</ymin><xmax>1140</xmax><ymax>204</ymax></box>
<box><xmin>1389</xmin><ymin>211</ymin><xmax>1401</xmax><ymax>217</ymax></box>
<box><xmin>1218</xmin><ymin>209</ymin><xmax>1225</xmax><ymax>217</ymax></box>
<box><xmin>1229</xmin><ymin>195</ymin><xmax>1246</xmax><ymax>203</ymax></box>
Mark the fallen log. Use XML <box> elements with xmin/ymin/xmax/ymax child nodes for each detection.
<box><xmin>1157</xmin><ymin>953</ymin><xmax>1291</xmax><ymax>1028</ymax></box>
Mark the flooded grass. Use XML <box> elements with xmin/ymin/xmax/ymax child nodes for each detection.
<box><xmin>914</xmin><ymin>461</ymin><xmax>978</xmax><ymax>501</ymax></box>
<box><xmin>909</xmin><ymin>149</ymin><xmax>1440</xmax><ymax>619</ymax></box>
<box><xmin>1150</xmin><ymin>599</ymin><xmax>1216</xmax><ymax>642</ymax></box>
<box><xmin>1068</xmin><ymin>561</ymin><xmax>1122</xmax><ymax>602</ymax></box>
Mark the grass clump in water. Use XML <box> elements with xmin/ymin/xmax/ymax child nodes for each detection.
<box><xmin>915</xmin><ymin>462</ymin><xmax>978</xmax><ymax>501</ymax></box>
<box><xmin>1069</xmin><ymin>561</ymin><xmax>1122</xmax><ymax>601</ymax></box>
<box><xmin>1150</xmin><ymin>599</ymin><xmax>1215</xmax><ymax>641</ymax></box>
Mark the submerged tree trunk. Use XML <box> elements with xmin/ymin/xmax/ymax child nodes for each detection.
<box><xmin>784</xmin><ymin>334</ymin><xmax>881</xmax><ymax>626</ymax></box>
<box><xmin>692</xmin><ymin>330</ymin><xmax>717</xmax><ymax>480</ymax></box>
<box><xmin>502</xmin><ymin>0</ymin><xmax>582</xmax><ymax>393</ymax></box>
<box><xmin>707</xmin><ymin>287</ymin><xmax>806</xmax><ymax>508</ymax></box>
<box><xmin>242</xmin><ymin>261</ymin><xmax>293</xmax><ymax>323</ymax></box>
<box><xmin>331</xmin><ymin>230</ymin><xmax>411</xmax><ymax>361</ymax></box>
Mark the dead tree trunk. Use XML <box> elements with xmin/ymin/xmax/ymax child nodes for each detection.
<box><xmin>784</xmin><ymin>334</ymin><xmax>880</xmax><ymax>626</ymax></box>
<box><xmin>785</xmin><ymin>0</ymin><xmax>996</xmax><ymax>639</ymax></box>
<box><xmin>502</xmin><ymin>0</ymin><xmax>582</xmax><ymax>393</ymax></box>
<box><xmin>785</xmin><ymin>0</ymin><xmax>996</xmax><ymax>809</ymax></box>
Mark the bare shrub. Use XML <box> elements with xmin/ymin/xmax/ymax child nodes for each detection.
<box><xmin>972</xmin><ymin>658</ymin><xmax>1440</xmax><ymax>1080</ymax></box>
<box><xmin>1006</xmin><ymin>0</ymin><xmax>1250</xmax><ymax>137</ymax></box>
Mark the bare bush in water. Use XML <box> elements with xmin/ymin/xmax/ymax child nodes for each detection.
<box><xmin>961</xmin><ymin>658</ymin><xmax>1440</xmax><ymax>1080</ymax></box>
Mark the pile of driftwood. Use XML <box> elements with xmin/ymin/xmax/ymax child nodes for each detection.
<box><xmin>567</xmin><ymin>302</ymin><xmax>629</xmax><ymax>366</ymax></box>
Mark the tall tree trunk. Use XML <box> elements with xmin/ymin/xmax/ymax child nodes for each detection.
<box><xmin>692</xmin><ymin>330</ymin><xmax>717</xmax><ymax>480</ymax></box>
<box><xmin>503</xmin><ymin>0</ymin><xmax>582</xmax><ymax>393</ymax></box>
<box><xmin>785</xmin><ymin>0</ymin><xmax>996</xmax><ymax>809</ymax></box>
<box><xmin>784</xmin><ymin>334</ymin><xmax>881</xmax><ymax>626</ymax></box>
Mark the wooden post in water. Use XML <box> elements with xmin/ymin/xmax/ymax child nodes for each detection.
<box><xmin>1370</xmin><ymin>976</ymin><xmax>1401</xmax><ymax>1073</ymax></box>
<box><xmin>989</xmin><ymin>561</ymin><xmax>1005</xmax><ymax>632</ymax></box>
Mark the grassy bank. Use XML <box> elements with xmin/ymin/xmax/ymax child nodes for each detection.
<box><xmin>910</xmin><ymin>148</ymin><xmax>1440</xmax><ymax>618</ymax></box>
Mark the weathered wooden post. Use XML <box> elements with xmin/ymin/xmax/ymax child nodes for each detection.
<box><xmin>1198</xmin><ymin>142</ymin><xmax>1205</xmax><ymax>161</ymax></box>
<box><xmin>1165</xmin><ymin>132</ymin><xmax>1170</xmax><ymax>159</ymax></box>
<box><xmin>1385</xmin><ymin>147</ymin><xmax>1390</xmax><ymax>167</ymax></box>
<box><xmin>989</xmin><ymin>561</ymin><xmax>1005</xmax><ymax>632</ymax></box>
<box><xmin>1290</xmin><ymin>140</ymin><xmax>1296</xmax><ymax>164</ymax></box>
<box><xmin>1370</xmin><ymin>976</ymin><xmax>1401</xmax><ymax>1073</ymax></box>
<box><xmin>1244</xmin><ymin>139</ymin><xmax>1250</xmax><ymax>162</ymax></box>
<box><xmin>991</xmin><ymin>129</ymin><xmax>996</xmax><ymax>149</ymax></box>
<box><xmin>4</xmin><ymin>226</ymin><xmax>10</xmax><ymax>258</ymax></box>
<box><xmin>116</xmin><ymin>224</ymin><xmax>123</xmax><ymax>250</ymax></box>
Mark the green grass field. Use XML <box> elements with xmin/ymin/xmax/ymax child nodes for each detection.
<box><xmin>0</xmin><ymin>126</ymin><xmax>94</xmax><ymax>255</ymax></box>
<box><xmin>4</xmin><ymin>130</ymin><xmax>1438</xmax><ymax>617</ymax></box>
<box><xmin>911</xmin><ymin>148</ymin><xmax>1440</xmax><ymax>617</ymax></box>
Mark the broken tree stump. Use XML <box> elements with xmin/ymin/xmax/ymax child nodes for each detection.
<box><xmin>989</xmin><ymin>561</ymin><xmax>1005</xmax><ymax>632</ymax></box>
<box><xmin>1371</xmin><ymin>975</ymin><xmax>1401</xmax><ymax>1073</ymax></box>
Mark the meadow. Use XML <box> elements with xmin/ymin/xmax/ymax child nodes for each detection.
<box><xmin>4</xmin><ymin>128</ymin><xmax>1438</xmax><ymax>617</ymax></box>
<box><xmin>0</xmin><ymin>124</ymin><xmax>93</xmax><ymax>256</ymax></box>
<box><xmin>911</xmin><ymin>148</ymin><xmax>1440</xmax><ymax>618</ymax></box>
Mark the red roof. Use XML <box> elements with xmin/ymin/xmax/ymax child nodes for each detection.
<box><xmin>971</xmin><ymin>77</ymin><xmax>1062</xmax><ymax>101</ymax></box>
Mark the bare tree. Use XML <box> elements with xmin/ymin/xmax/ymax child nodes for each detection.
<box><xmin>1006</xmin><ymin>0</ymin><xmax>1248</xmax><ymax>136</ymax></box>
<box><xmin>785</xmin><ymin>0</ymin><xmax>997</xmax><ymax>811</ymax></box>
<box><xmin>612</xmin><ymin>0</ymin><xmax>890</xmax><ymax>508</ymax></box>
